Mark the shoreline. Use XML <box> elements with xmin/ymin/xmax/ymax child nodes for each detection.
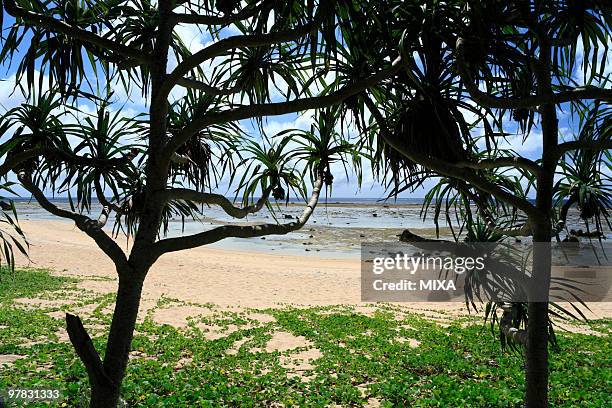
<box><xmin>11</xmin><ymin>199</ymin><xmax>427</xmax><ymax>212</ymax></box>
<box><xmin>10</xmin><ymin>219</ymin><xmax>612</xmax><ymax>321</ymax></box>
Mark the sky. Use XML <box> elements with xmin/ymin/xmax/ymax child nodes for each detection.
<box><xmin>0</xmin><ymin>4</ymin><xmax>610</xmax><ymax>202</ymax></box>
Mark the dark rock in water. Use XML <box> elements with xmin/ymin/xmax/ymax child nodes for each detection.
<box><xmin>309</xmin><ymin>228</ymin><xmax>315</xmax><ymax>231</ymax></box>
<box><xmin>305</xmin><ymin>248</ymin><xmax>311</xmax><ymax>252</ymax></box>
<box><xmin>261</xmin><ymin>237</ymin><xmax>266</xmax><ymax>240</ymax></box>
<box><xmin>515</xmin><ymin>238</ymin><xmax>521</xmax><ymax>243</ymax></box>
<box><xmin>309</xmin><ymin>235</ymin><xmax>314</xmax><ymax>238</ymax></box>
<box><xmin>372</xmin><ymin>213</ymin><xmax>378</xmax><ymax>217</ymax></box>
<box><xmin>399</xmin><ymin>229</ymin><xmax>432</xmax><ymax>243</ymax></box>
<box><xmin>383</xmin><ymin>205</ymin><xmax>389</xmax><ymax>208</ymax></box>
<box><xmin>313</xmin><ymin>221</ymin><xmax>317</xmax><ymax>223</ymax></box>
<box><xmin>571</xmin><ymin>229</ymin><xmax>604</xmax><ymax>238</ymax></box>
<box><xmin>283</xmin><ymin>214</ymin><xmax>293</xmax><ymax>219</ymax></box>
<box><xmin>360</xmin><ymin>234</ymin><xmax>366</xmax><ymax>238</ymax></box>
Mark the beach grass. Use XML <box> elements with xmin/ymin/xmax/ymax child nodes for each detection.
<box><xmin>0</xmin><ymin>268</ymin><xmax>610</xmax><ymax>407</ymax></box>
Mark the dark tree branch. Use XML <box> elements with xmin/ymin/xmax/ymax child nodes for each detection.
<box><xmin>555</xmin><ymin>139</ymin><xmax>612</xmax><ymax>158</ymax></box>
<box><xmin>94</xmin><ymin>176</ymin><xmax>124</xmax><ymax>215</ymax></box>
<box><xmin>176</xmin><ymin>77</ymin><xmax>241</xmax><ymax>96</ymax></box>
<box><xmin>0</xmin><ymin>147</ymin><xmax>48</xmax><ymax>178</ymax></box>
<box><xmin>166</xmin><ymin>58</ymin><xmax>403</xmax><ymax>158</ymax></box>
<box><xmin>96</xmin><ymin>206</ymin><xmax>110</xmax><ymax>228</ymax></box>
<box><xmin>455</xmin><ymin>183</ymin><xmax>533</xmax><ymax>237</ymax></box>
<box><xmin>455</xmin><ymin>38</ymin><xmax>612</xmax><ymax>109</ymax></box>
<box><xmin>500</xmin><ymin>304</ymin><xmax>527</xmax><ymax>346</ymax></box>
<box><xmin>4</xmin><ymin>0</ymin><xmax>152</xmax><ymax>65</ymax></box>
<box><xmin>151</xmin><ymin>177</ymin><xmax>323</xmax><ymax>257</ymax></box>
<box><xmin>487</xmin><ymin>221</ymin><xmax>532</xmax><ymax>237</ymax></box>
<box><xmin>158</xmin><ymin>23</ymin><xmax>316</xmax><ymax>100</ymax></box>
<box><xmin>65</xmin><ymin>313</ymin><xmax>116</xmax><ymax>393</ymax></box>
<box><xmin>455</xmin><ymin>157</ymin><xmax>541</xmax><ymax>174</ymax></box>
<box><xmin>18</xmin><ymin>172</ymin><xmax>129</xmax><ymax>270</ymax></box>
<box><xmin>160</xmin><ymin>186</ymin><xmax>273</xmax><ymax>219</ymax></box>
<box><xmin>171</xmin><ymin>1</ymin><xmax>265</xmax><ymax>26</ymax></box>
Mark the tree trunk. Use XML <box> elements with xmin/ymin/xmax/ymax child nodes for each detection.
<box><xmin>67</xmin><ymin>270</ymin><xmax>145</xmax><ymax>408</ymax></box>
<box><xmin>525</xmin><ymin>301</ymin><xmax>549</xmax><ymax>407</ymax></box>
<box><xmin>525</xmin><ymin>222</ymin><xmax>552</xmax><ymax>408</ymax></box>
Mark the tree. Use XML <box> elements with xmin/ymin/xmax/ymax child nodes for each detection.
<box><xmin>0</xmin><ymin>1</ymin><xmax>401</xmax><ymax>406</ymax></box>
<box><xmin>340</xmin><ymin>1</ymin><xmax>611</xmax><ymax>406</ymax></box>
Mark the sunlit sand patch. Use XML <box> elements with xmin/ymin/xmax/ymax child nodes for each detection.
<box><xmin>44</xmin><ymin>302</ymin><xmax>107</xmax><ymax>321</ymax></box>
<box><xmin>248</xmin><ymin>312</ymin><xmax>276</xmax><ymax>324</ymax></box>
<box><xmin>226</xmin><ymin>336</ymin><xmax>253</xmax><ymax>355</ymax></box>
<box><xmin>77</xmin><ymin>278</ymin><xmax>117</xmax><ymax>295</ymax></box>
<box><xmin>35</xmin><ymin>362</ymin><xmax>54</xmax><ymax>373</ymax></box>
<box><xmin>0</xmin><ymin>354</ymin><xmax>26</xmax><ymax>367</ymax></box>
<box><xmin>53</xmin><ymin>327</ymin><xmax>71</xmax><ymax>343</ymax></box>
<box><xmin>195</xmin><ymin>323</ymin><xmax>248</xmax><ymax>340</ymax></box>
<box><xmin>151</xmin><ymin>305</ymin><xmax>215</xmax><ymax>328</ymax></box>
<box><xmin>18</xmin><ymin>337</ymin><xmax>47</xmax><ymax>347</ymax></box>
<box><xmin>256</xmin><ymin>331</ymin><xmax>323</xmax><ymax>381</ymax></box>
<box><xmin>265</xmin><ymin>331</ymin><xmax>313</xmax><ymax>353</ymax></box>
<box><xmin>48</xmin><ymin>320</ymin><xmax>105</xmax><ymax>344</ymax></box>
<box><xmin>553</xmin><ymin>321</ymin><xmax>606</xmax><ymax>337</ymax></box>
<box><xmin>355</xmin><ymin>384</ymin><xmax>377</xmax><ymax>401</ymax></box>
<box><xmin>353</xmin><ymin>305</ymin><xmax>380</xmax><ymax>316</ymax></box>
<box><xmin>129</xmin><ymin>350</ymin><xmax>156</xmax><ymax>361</ymax></box>
<box><xmin>397</xmin><ymin>323</ymin><xmax>416</xmax><ymax>331</ymax></box>
<box><xmin>279</xmin><ymin>347</ymin><xmax>322</xmax><ymax>379</ymax></box>
<box><xmin>364</xmin><ymin>397</ymin><xmax>382</xmax><ymax>407</ymax></box>
<box><xmin>396</xmin><ymin>337</ymin><xmax>420</xmax><ymax>348</ymax></box>
<box><xmin>13</xmin><ymin>298</ymin><xmax>73</xmax><ymax>310</ymax></box>
<box><xmin>46</xmin><ymin>310</ymin><xmax>66</xmax><ymax>320</ymax></box>
<box><xmin>136</xmin><ymin>298</ymin><xmax>162</xmax><ymax>322</ymax></box>
<box><xmin>173</xmin><ymin>354</ymin><xmax>193</xmax><ymax>370</ymax></box>
<box><xmin>460</xmin><ymin>320</ymin><xmax>481</xmax><ymax>329</ymax></box>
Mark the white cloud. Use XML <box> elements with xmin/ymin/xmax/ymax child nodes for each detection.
<box><xmin>261</xmin><ymin>111</ymin><xmax>315</xmax><ymax>136</ymax></box>
<box><xmin>496</xmin><ymin>131</ymin><xmax>543</xmax><ymax>156</ymax></box>
<box><xmin>0</xmin><ymin>70</ymin><xmax>51</xmax><ymax>111</ymax></box>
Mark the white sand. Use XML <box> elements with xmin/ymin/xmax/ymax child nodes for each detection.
<box><xmin>13</xmin><ymin>220</ymin><xmax>612</xmax><ymax>320</ymax></box>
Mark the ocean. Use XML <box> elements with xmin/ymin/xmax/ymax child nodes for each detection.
<box><xmin>8</xmin><ymin>197</ymin><xmax>605</xmax><ymax>258</ymax></box>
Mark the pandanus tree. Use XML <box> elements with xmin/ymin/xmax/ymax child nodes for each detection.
<box><xmin>0</xmin><ymin>0</ymin><xmax>401</xmax><ymax>406</ymax></box>
<box><xmin>334</xmin><ymin>0</ymin><xmax>611</xmax><ymax>406</ymax></box>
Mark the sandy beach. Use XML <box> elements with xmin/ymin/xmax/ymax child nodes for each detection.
<box><xmin>12</xmin><ymin>219</ymin><xmax>612</xmax><ymax>323</ymax></box>
<box><xmin>15</xmin><ymin>220</ymin><xmax>363</xmax><ymax>307</ymax></box>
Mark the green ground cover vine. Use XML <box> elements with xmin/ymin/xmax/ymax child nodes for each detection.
<box><xmin>0</xmin><ymin>269</ymin><xmax>609</xmax><ymax>407</ymax></box>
